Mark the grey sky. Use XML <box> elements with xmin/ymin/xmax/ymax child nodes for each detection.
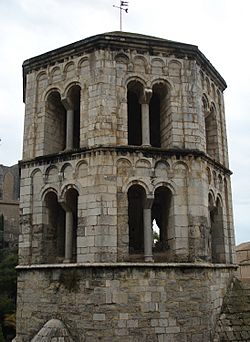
<box><xmin>0</xmin><ymin>0</ymin><xmax>249</xmax><ymax>244</ymax></box>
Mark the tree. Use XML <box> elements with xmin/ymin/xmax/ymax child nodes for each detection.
<box><xmin>0</xmin><ymin>248</ymin><xmax>17</xmax><ymax>341</ymax></box>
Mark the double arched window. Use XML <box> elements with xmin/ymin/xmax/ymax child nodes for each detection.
<box><xmin>128</xmin><ymin>184</ymin><xmax>173</xmax><ymax>261</ymax></box>
<box><xmin>45</xmin><ymin>85</ymin><xmax>81</xmax><ymax>154</ymax></box>
<box><xmin>127</xmin><ymin>81</ymin><xmax>169</xmax><ymax>148</ymax></box>
<box><xmin>44</xmin><ymin>188</ymin><xmax>79</xmax><ymax>263</ymax></box>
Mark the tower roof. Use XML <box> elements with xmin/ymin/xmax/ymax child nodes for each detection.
<box><xmin>22</xmin><ymin>31</ymin><xmax>227</xmax><ymax>101</ymax></box>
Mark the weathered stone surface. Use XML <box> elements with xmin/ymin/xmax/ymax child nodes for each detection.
<box><xmin>16</xmin><ymin>31</ymin><xmax>236</xmax><ymax>341</ymax></box>
<box><xmin>31</xmin><ymin>319</ymin><xmax>74</xmax><ymax>341</ymax></box>
<box><xmin>213</xmin><ymin>277</ymin><xmax>250</xmax><ymax>341</ymax></box>
<box><xmin>16</xmin><ymin>264</ymin><xmax>234</xmax><ymax>342</ymax></box>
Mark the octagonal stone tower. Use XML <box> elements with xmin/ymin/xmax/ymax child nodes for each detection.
<box><xmin>16</xmin><ymin>32</ymin><xmax>236</xmax><ymax>341</ymax></box>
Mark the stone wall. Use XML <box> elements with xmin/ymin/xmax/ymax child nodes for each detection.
<box><xmin>0</xmin><ymin>164</ymin><xmax>19</xmax><ymax>248</ymax></box>
<box><xmin>16</xmin><ymin>264</ymin><xmax>234</xmax><ymax>342</ymax></box>
<box><xmin>18</xmin><ymin>149</ymin><xmax>234</xmax><ymax>265</ymax></box>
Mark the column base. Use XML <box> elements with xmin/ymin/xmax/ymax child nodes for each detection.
<box><xmin>144</xmin><ymin>255</ymin><xmax>154</xmax><ymax>262</ymax></box>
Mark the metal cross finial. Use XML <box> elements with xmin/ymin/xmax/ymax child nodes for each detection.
<box><xmin>113</xmin><ymin>0</ymin><xmax>129</xmax><ymax>31</ymax></box>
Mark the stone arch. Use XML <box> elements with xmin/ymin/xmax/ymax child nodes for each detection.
<box><xmin>45</xmin><ymin>165</ymin><xmax>59</xmax><ymax>184</ymax></box>
<box><xmin>199</xmin><ymin>70</ymin><xmax>205</xmax><ymax>88</ymax></box>
<box><xmin>135</xmin><ymin>159</ymin><xmax>152</xmax><ymax>169</ymax></box>
<box><xmin>168</xmin><ymin>59</ymin><xmax>182</xmax><ymax>77</ymax></box>
<box><xmin>218</xmin><ymin>174</ymin><xmax>223</xmax><ymax>191</ymax></box>
<box><xmin>153</xmin><ymin>181</ymin><xmax>176</xmax><ymax>196</ymax></box>
<box><xmin>115</xmin><ymin>53</ymin><xmax>129</xmax><ymax>76</ymax></box>
<box><xmin>50</xmin><ymin>66</ymin><xmax>61</xmax><ymax>83</ymax></box>
<box><xmin>31</xmin><ymin>319</ymin><xmax>74</xmax><ymax>341</ymax></box>
<box><xmin>61</xmin><ymin>163</ymin><xmax>73</xmax><ymax>180</ymax></box>
<box><xmin>151</xmin><ymin>57</ymin><xmax>165</xmax><ymax>75</ymax></box>
<box><xmin>115</xmin><ymin>52</ymin><xmax>129</xmax><ymax>63</ymax></box>
<box><xmin>133</xmin><ymin>55</ymin><xmax>148</xmax><ymax>73</ymax></box>
<box><xmin>123</xmin><ymin>179</ymin><xmax>152</xmax><ymax>196</ymax></box>
<box><xmin>78</xmin><ymin>56</ymin><xmax>89</xmax><ymax>71</ymax></box>
<box><xmin>41</xmin><ymin>186</ymin><xmax>58</xmax><ymax>202</ymax></box>
<box><xmin>155</xmin><ymin>160</ymin><xmax>170</xmax><ymax>178</ymax></box>
<box><xmin>172</xmin><ymin>161</ymin><xmax>189</xmax><ymax>174</ymax></box>
<box><xmin>63</xmin><ymin>61</ymin><xmax>75</xmax><ymax>79</ymax></box>
<box><xmin>202</xmin><ymin>94</ymin><xmax>209</xmax><ymax>113</ymax></box>
<box><xmin>205</xmin><ymin>76</ymin><xmax>211</xmax><ymax>94</ymax></box>
<box><xmin>206</xmin><ymin>167</ymin><xmax>212</xmax><ymax>184</ymax></box>
<box><xmin>204</xmin><ymin>100</ymin><xmax>219</xmax><ymax>161</ymax></box>
<box><xmin>36</xmin><ymin>71</ymin><xmax>48</xmax><ymax>92</ymax></box>
<box><xmin>117</xmin><ymin>158</ymin><xmax>133</xmax><ymax>177</ymax></box>
<box><xmin>208</xmin><ymin>190</ymin><xmax>216</xmax><ymax>208</ymax></box>
<box><xmin>75</xmin><ymin>160</ymin><xmax>88</xmax><ymax>178</ymax></box>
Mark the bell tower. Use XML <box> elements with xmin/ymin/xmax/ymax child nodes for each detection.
<box><xmin>16</xmin><ymin>32</ymin><xmax>236</xmax><ymax>341</ymax></box>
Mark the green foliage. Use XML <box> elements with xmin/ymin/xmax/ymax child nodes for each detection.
<box><xmin>0</xmin><ymin>248</ymin><xmax>17</xmax><ymax>341</ymax></box>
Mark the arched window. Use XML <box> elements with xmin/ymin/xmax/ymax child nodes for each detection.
<box><xmin>209</xmin><ymin>195</ymin><xmax>225</xmax><ymax>263</ymax></box>
<box><xmin>127</xmin><ymin>81</ymin><xmax>143</xmax><ymax>146</ymax></box>
<box><xmin>204</xmin><ymin>102</ymin><xmax>219</xmax><ymax>161</ymax></box>
<box><xmin>44</xmin><ymin>191</ymin><xmax>65</xmax><ymax>263</ymax></box>
<box><xmin>64</xmin><ymin>188</ymin><xmax>78</xmax><ymax>262</ymax></box>
<box><xmin>128</xmin><ymin>184</ymin><xmax>146</xmax><ymax>253</ymax></box>
<box><xmin>149</xmin><ymin>83</ymin><xmax>168</xmax><ymax>148</ymax></box>
<box><xmin>44</xmin><ymin>188</ymin><xmax>78</xmax><ymax>263</ymax></box>
<box><xmin>45</xmin><ymin>91</ymin><xmax>66</xmax><ymax>154</ymax></box>
<box><xmin>152</xmin><ymin>186</ymin><xmax>173</xmax><ymax>253</ymax></box>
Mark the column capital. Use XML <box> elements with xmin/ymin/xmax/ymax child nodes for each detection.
<box><xmin>61</xmin><ymin>97</ymin><xmax>74</xmax><ymax>110</ymax></box>
<box><xmin>139</xmin><ymin>88</ymin><xmax>152</xmax><ymax>104</ymax></box>
<box><xmin>144</xmin><ymin>196</ymin><xmax>154</xmax><ymax>209</ymax></box>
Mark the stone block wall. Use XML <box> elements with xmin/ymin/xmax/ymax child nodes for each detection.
<box><xmin>0</xmin><ymin>164</ymin><xmax>19</xmax><ymax>248</ymax></box>
<box><xmin>18</xmin><ymin>148</ymin><xmax>235</xmax><ymax>265</ymax></box>
<box><xmin>16</xmin><ymin>264</ymin><xmax>234</xmax><ymax>342</ymax></box>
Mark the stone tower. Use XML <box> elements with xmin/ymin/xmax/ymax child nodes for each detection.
<box><xmin>16</xmin><ymin>32</ymin><xmax>236</xmax><ymax>341</ymax></box>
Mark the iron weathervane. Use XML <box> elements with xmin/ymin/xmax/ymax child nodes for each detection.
<box><xmin>113</xmin><ymin>1</ymin><xmax>129</xmax><ymax>31</ymax></box>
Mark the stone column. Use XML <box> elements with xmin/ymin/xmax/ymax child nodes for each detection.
<box><xmin>64</xmin><ymin>210</ymin><xmax>73</xmax><ymax>263</ymax></box>
<box><xmin>139</xmin><ymin>88</ymin><xmax>152</xmax><ymax>146</ymax></box>
<box><xmin>143</xmin><ymin>197</ymin><xmax>154</xmax><ymax>262</ymax></box>
<box><xmin>62</xmin><ymin>98</ymin><xmax>74</xmax><ymax>150</ymax></box>
<box><xmin>66</xmin><ymin>109</ymin><xmax>74</xmax><ymax>150</ymax></box>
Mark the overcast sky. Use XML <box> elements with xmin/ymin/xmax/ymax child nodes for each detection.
<box><xmin>0</xmin><ymin>0</ymin><xmax>249</xmax><ymax>244</ymax></box>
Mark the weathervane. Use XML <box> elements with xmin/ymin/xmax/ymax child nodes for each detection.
<box><xmin>113</xmin><ymin>1</ymin><xmax>129</xmax><ymax>31</ymax></box>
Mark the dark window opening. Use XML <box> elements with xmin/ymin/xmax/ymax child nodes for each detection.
<box><xmin>46</xmin><ymin>91</ymin><xmax>66</xmax><ymax>152</ymax></box>
<box><xmin>65</xmin><ymin>188</ymin><xmax>78</xmax><ymax>261</ymax></box>
<box><xmin>127</xmin><ymin>81</ymin><xmax>143</xmax><ymax>146</ymax></box>
<box><xmin>149</xmin><ymin>93</ymin><xmax>161</xmax><ymax>147</ymax></box>
<box><xmin>128</xmin><ymin>90</ymin><xmax>142</xmax><ymax>146</ymax></box>
<box><xmin>152</xmin><ymin>186</ymin><xmax>172</xmax><ymax>252</ymax></box>
<box><xmin>67</xmin><ymin>85</ymin><xmax>81</xmax><ymax>149</ymax></box>
<box><xmin>44</xmin><ymin>191</ymin><xmax>65</xmax><ymax>262</ymax></box>
<box><xmin>209</xmin><ymin>196</ymin><xmax>225</xmax><ymax>263</ymax></box>
<box><xmin>128</xmin><ymin>185</ymin><xmax>145</xmax><ymax>253</ymax></box>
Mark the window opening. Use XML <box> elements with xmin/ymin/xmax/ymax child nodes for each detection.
<box><xmin>152</xmin><ymin>186</ymin><xmax>172</xmax><ymax>252</ymax></box>
<box><xmin>128</xmin><ymin>184</ymin><xmax>145</xmax><ymax>253</ymax></box>
<box><xmin>127</xmin><ymin>81</ymin><xmax>143</xmax><ymax>146</ymax></box>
